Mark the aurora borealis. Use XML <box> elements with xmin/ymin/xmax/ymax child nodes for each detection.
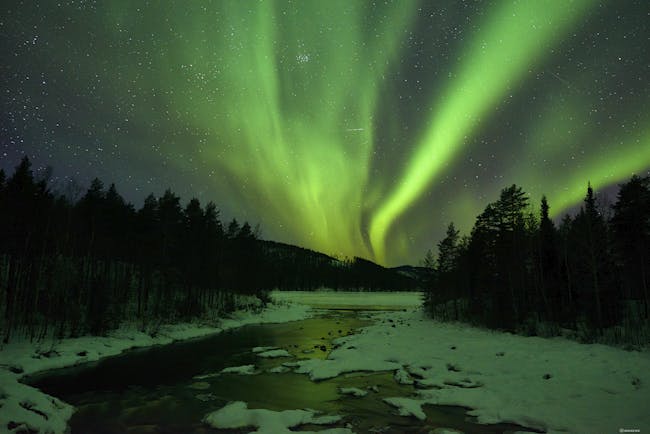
<box><xmin>2</xmin><ymin>0</ymin><xmax>649</xmax><ymax>266</ymax></box>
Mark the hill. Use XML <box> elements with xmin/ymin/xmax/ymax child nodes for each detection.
<box><xmin>259</xmin><ymin>240</ymin><xmax>424</xmax><ymax>291</ymax></box>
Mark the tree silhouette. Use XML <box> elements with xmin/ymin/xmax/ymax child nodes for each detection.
<box><xmin>571</xmin><ymin>183</ymin><xmax>614</xmax><ymax>330</ymax></box>
<box><xmin>0</xmin><ymin>158</ymin><xmax>423</xmax><ymax>343</ymax></box>
<box><xmin>423</xmin><ymin>178</ymin><xmax>649</xmax><ymax>344</ymax></box>
<box><xmin>536</xmin><ymin>195</ymin><xmax>558</xmax><ymax>320</ymax></box>
<box><xmin>437</xmin><ymin>223</ymin><xmax>459</xmax><ymax>274</ymax></box>
<box><xmin>226</xmin><ymin>219</ymin><xmax>240</xmax><ymax>239</ymax></box>
<box><xmin>611</xmin><ymin>175</ymin><xmax>650</xmax><ymax>319</ymax></box>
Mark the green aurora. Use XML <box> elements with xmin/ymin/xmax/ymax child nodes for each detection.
<box><xmin>2</xmin><ymin>0</ymin><xmax>649</xmax><ymax>265</ymax></box>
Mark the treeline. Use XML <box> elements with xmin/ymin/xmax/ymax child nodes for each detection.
<box><xmin>0</xmin><ymin>157</ymin><xmax>271</xmax><ymax>343</ymax></box>
<box><xmin>423</xmin><ymin>177</ymin><xmax>650</xmax><ymax>345</ymax></box>
<box><xmin>0</xmin><ymin>157</ymin><xmax>420</xmax><ymax>343</ymax></box>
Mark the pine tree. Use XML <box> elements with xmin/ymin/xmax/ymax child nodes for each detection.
<box><xmin>3</xmin><ymin>158</ymin><xmax>38</xmax><ymax>342</ymax></box>
<box><xmin>0</xmin><ymin>168</ymin><xmax>7</xmax><ymax>249</ymax></box>
<box><xmin>571</xmin><ymin>183</ymin><xmax>614</xmax><ymax>330</ymax></box>
<box><xmin>558</xmin><ymin>214</ymin><xmax>574</xmax><ymax>321</ymax></box>
<box><xmin>611</xmin><ymin>175</ymin><xmax>650</xmax><ymax>319</ymax></box>
<box><xmin>498</xmin><ymin>184</ymin><xmax>529</xmax><ymax>231</ymax></box>
<box><xmin>77</xmin><ymin>178</ymin><xmax>105</xmax><ymax>255</ymax></box>
<box><xmin>157</xmin><ymin>189</ymin><xmax>183</xmax><ymax>265</ymax></box>
<box><xmin>422</xmin><ymin>249</ymin><xmax>436</xmax><ymax>270</ymax></box>
<box><xmin>202</xmin><ymin>201</ymin><xmax>224</xmax><ymax>306</ymax></box>
<box><xmin>6</xmin><ymin>157</ymin><xmax>39</xmax><ymax>252</ymax></box>
<box><xmin>538</xmin><ymin>195</ymin><xmax>558</xmax><ymax>320</ymax></box>
<box><xmin>494</xmin><ymin>184</ymin><xmax>530</xmax><ymax>328</ymax></box>
<box><xmin>135</xmin><ymin>193</ymin><xmax>159</xmax><ymax>322</ymax></box>
<box><xmin>104</xmin><ymin>183</ymin><xmax>131</xmax><ymax>259</ymax></box>
<box><xmin>238</xmin><ymin>221</ymin><xmax>254</xmax><ymax>239</ymax></box>
<box><xmin>434</xmin><ymin>222</ymin><xmax>461</xmax><ymax>319</ymax></box>
<box><xmin>227</xmin><ymin>219</ymin><xmax>240</xmax><ymax>239</ymax></box>
<box><xmin>437</xmin><ymin>223</ymin><xmax>459</xmax><ymax>274</ymax></box>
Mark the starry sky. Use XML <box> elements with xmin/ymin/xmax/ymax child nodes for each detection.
<box><xmin>2</xmin><ymin>0</ymin><xmax>649</xmax><ymax>266</ymax></box>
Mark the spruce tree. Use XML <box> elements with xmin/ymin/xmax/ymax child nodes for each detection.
<box><xmin>227</xmin><ymin>219</ymin><xmax>240</xmax><ymax>239</ymax></box>
<box><xmin>571</xmin><ymin>183</ymin><xmax>613</xmax><ymax>330</ymax></box>
<box><xmin>437</xmin><ymin>223</ymin><xmax>459</xmax><ymax>274</ymax></box>
<box><xmin>611</xmin><ymin>175</ymin><xmax>650</xmax><ymax>318</ymax></box>
<box><xmin>538</xmin><ymin>196</ymin><xmax>558</xmax><ymax>320</ymax></box>
<box><xmin>422</xmin><ymin>249</ymin><xmax>436</xmax><ymax>270</ymax></box>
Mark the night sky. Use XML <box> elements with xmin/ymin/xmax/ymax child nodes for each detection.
<box><xmin>2</xmin><ymin>0</ymin><xmax>649</xmax><ymax>266</ymax></box>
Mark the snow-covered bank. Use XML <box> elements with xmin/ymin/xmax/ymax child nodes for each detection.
<box><xmin>292</xmin><ymin>309</ymin><xmax>650</xmax><ymax>434</ymax></box>
<box><xmin>5</xmin><ymin>289</ymin><xmax>649</xmax><ymax>434</ymax></box>
<box><xmin>0</xmin><ymin>301</ymin><xmax>312</xmax><ymax>434</ymax></box>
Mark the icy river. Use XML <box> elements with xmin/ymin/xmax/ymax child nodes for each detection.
<box><xmin>24</xmin><ymin>293</ymin><xmax>536</xmax><ymax>434</ymax></box>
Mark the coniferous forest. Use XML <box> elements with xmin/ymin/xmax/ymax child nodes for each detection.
<box><xmin>0</xmin><ymin>158</ymin><xmax>419</xmax><ymax>343</ymax></box>
<box><xmin>423</xmin><ymin>178</ymin><xmax>650</xmax><ymax>345</ymax></box>
<box><xmin>3</xmin><ymin>155</ymin><xmax>648</xmax><ymax>346</ymax></box>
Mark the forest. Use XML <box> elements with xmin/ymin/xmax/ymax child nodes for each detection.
<box><xmin>423</xmin><ymin>177</ymin><xmax>650</xmax><ymax>345</ymax></box>
<box><xmin>0</xmin><ymin>157</ymin><xmax>419</xmax><ymax>343</ymax></box>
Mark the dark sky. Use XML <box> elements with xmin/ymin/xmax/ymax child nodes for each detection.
<box><xmin>2</xmin><ymin>0</ymin><xmax>649</xmax><ymax>265</ymax></box>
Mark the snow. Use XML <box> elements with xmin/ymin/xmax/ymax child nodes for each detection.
<box><xmin>195</xmin><ymin>393</ymin><xmax>218</xmax><ymax>402</ymax></box>
<box><xmin>257</xmin><ymin>349</ymin><xmax>292</xmax><ymax>358</ymax></box>
<box><xmin>338</xmin><ymin>387</ymin><xmax>368</xmax><ymax>397</ymax></box>
<box><xmin>293</xmin><ymin>309</ymin><xmax>650</xmax><ymax>434</ymax></box>
<box><xmin>0</xmin><ymin>301</ymin><xmax>312</xmax><ymax>434</ymax></box>
<box><xmin>429</xmin><ymin>429</ymin><xmax>463</xmax><ymax>434</ymax></box>
<box><xmin>221</xmin><ymin>364</ymin><xmax>257</xmax><ymax>375</ymax></box>
<box><xmin>188</xmin><ymin>381</ymin><xmax>211</xmax><ymax>390</ymax></box>
<box><xmin>0</xmin><ymin>379</ymin><xmax>73</xmax><ymax>434</ymax></box>
<box><xmin>193</xmin><ymin>372</ymin><xmax>220</xmax><ymax>380</ymax></box>
<box><xmin>383</xmin><ymin>396</ymin><xmax>426</xmax><ymax>420</ymax></box>
<box><xmin>295</xmin><ymin>349</ymin><xmax>401</xmax><ymax>381</ymax></box>
<box><xmin>253</xmin><ymin>345</ymin><xmax>279</xmax><ymax>353</ymax></box>
<box><xmin>393</xmin><ymin>367</ymin><xmax>414</xmax><ymax>385</ymax></box>
<box><xmin>4</xmin><ymin>289</ymin><xmax>650</xmax><ymax>434</ymax></box>
<box><xmin>202</xmin><ymin>400</ymin><xmax>353</xmax><ymax>434</ymax></box>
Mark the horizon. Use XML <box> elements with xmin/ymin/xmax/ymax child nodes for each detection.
<box><xmin>2</xmin><ymin>153</ymin><xmax>640</xmax><ymax>271</ymax></box>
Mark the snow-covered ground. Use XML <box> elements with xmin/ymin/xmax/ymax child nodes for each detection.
<box><xmin>3</xmin><ymin>290</ymin><xmax>650</xmax><ymax>434</ymax></box>
<box><xmin>0</xmin><ymin>301</ymin><xmax>312</xmax><ymax>434</ymax></box>
<box><xmin>291</xmin><ymin>309</ymin><xmax>650</xmax><ymax>434</ymax></box>
<box><xmin>201</xmin><ymin>292</ymin><xmax>650</xmax><ymax>433</ymax></box>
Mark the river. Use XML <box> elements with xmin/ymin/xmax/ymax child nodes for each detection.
<box><xmin>25</xmin><ymin>297</ymin><xmax>537</xmax><ymax>433</ymax></box>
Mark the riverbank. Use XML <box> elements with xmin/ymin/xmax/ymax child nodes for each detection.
<box><xmin>0</xmin><ymin>300</ymin><xmax>312</xmax><ymax>434</ymax></box>
<box><xmin>291</xmin><ymin>309</ymin><xmax>650</xmax><ymax>433</ymax></box>
<box><xmin>4</xmin><ymin>291</ymin><xmax>650</xmax><ymax>434</ymax></box>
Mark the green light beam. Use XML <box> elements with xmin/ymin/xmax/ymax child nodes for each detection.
<box><xmin>368</xmin><ymin>0</ymin><xmax>595</xmax><ymax>263</ymax></box>
<box><xmin>163</xmin><ymin>0</ymin><xmax>418</xmax><ymax>259</ymax></box>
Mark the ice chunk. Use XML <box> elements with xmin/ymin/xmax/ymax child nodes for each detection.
<box><xmin>203</xmin><ymin>401</ymin><xmax>353</xmax><ymax>434</ymax></box>
<box><xmin>253</xmin><ymin>346</ymin><xmax>279</xmax><ymax>353</ymax></box>
<box><xmin>394</xmin><ymin>367</ymin><xmax>414</xmax><ymax>385</ymax></box>
<box><xmin>339</xmin><ymin>387</ymin><xmax>368</xmax><ymax>397</ymax></box>
<box><xmin>383</xmin><ymin>396</ymin><xmax>426</xmax><ymax>420</ymax></box>
<box><xmin>221</xmin><ymin>364</ymin><xmax>257</xmax><ymax>375</ymax></box>
<box><xmin>257</xmin><ymin>349</ymin><xmax>292</xmax><ymax>358</ymax></box>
